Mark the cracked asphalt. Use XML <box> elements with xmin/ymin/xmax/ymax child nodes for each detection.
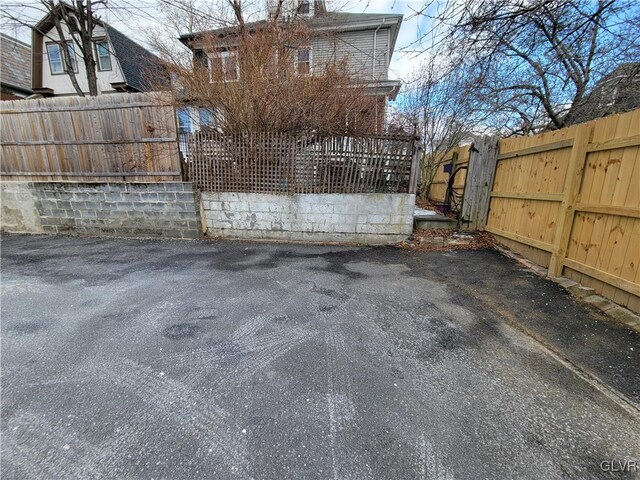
<box><xmin>1</xmin><ymin>234</ymin><xmax>639</xmax><ymax>479</ymax></box>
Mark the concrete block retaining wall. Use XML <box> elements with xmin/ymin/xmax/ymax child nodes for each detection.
<box><xmin>1</xmin><ymin>182</ymin><xmax>201</xmax><ymax>239</ymax></box>
<box><xmin>201</xmin><ymin>192</ymin><xmax>415</xmax><ymax>244</ymax></box>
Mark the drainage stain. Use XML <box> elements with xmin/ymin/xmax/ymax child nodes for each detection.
<box><xmin>163</xmin><ymin>323</ymin><xmax>201</xmax><ymax>339</ymax></box>
<box><xmin>318</xmin><ymin>305</ymin><xmax>338</xmax><ymax>313</ymax></box>
<box><xmin>311</xmin><ymin>284</ymin><xmax>349</xmax><ymax>301</ymax></box>
<box><xmin>9</xmin><ymin>322</ymin><xmax>43</xmax><ymax>335</ymax></box>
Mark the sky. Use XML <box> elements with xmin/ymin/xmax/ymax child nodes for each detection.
<box><xmin>1</xmin><ymin>1</ymin><xmax>432</xmax><ymax>87</ymax></box>
<box><xmin>335</xmin><ymin>0</ymin><xmax>433</xmax><ymax>83</ymax></box>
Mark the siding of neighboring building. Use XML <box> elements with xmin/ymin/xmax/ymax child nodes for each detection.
<box><xmin>312</xmin><ymin>27</ymin><xmax>389</xmax><ymax>81</ymax></box>
<box><xmin>38</xmin><ymin>24</ymin><xmax>126</xmax><ymax>95</ymax></box>
<box><xmin>1</xmin><ymin>34</ymin><xmax>32</xmax><ymax>99</ymax></box>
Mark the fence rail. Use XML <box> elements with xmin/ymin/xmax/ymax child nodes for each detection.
<box><xmin>424</xmin><ymin>109</ymin><xmax>640</xmax><ymax>312</ymax></box>
<box><xmin>186</xmin><ymin>130</ymin><xmax>420</xmax><ymax>194</ymax></box>
<box><xmin>0</xmin><ymin>93</ymin><xmax>182</xmax><ymax>182</ymax></box>
<box><xmin>485</xmin><ymin>109</ymin><xmax>640</xmax><ymax>312</ymax></box>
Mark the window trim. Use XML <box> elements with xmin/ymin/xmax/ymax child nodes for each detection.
<box><xmin>46</xmin><ymin>42</ymin><xmax>65</xmax><ymax>75</ymax></box>
<box><xmin>46</xmin><ymin>41</ymin><xmax>78</xmax><ymax>75</ymax></box>
<box><xmin>295</xmin><ymin>46</ymin><xmax>312</xmax><ymax>76</ymax></box>
<box><xmin>208</xmin><ymin>50</ymin><xmax>240</xmax><ymax>83</ymax></box>
<box><xmin>94</xmin><ymin>38</ymin><xmax>112</xmax><ymax>72</ymax></box>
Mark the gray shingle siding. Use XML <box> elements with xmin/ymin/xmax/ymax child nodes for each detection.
<box><xmin>0</xmin><ymin>33</ymin><xmax>32</xmax><ymax>94</ymax></box>
<box><xmin>105</xmin><ymin>25</ymin><xmax>169</xmax><ymax>92</ymax></box>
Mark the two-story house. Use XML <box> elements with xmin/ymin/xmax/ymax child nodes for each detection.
<box><xmin>178</xmin><ymin>0</ymin><xmax>403</xmax><ymax>133</ymax></box>
<box><xmin>31</xmin><ymin>5</ymin><xmax>167</xmax><ymax>96</ymax></box>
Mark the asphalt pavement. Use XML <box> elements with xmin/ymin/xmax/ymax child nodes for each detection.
<box><xmin>1</xmin><ymin>234</ymin><xmax>638</xmax><ymax>479</ymax></box>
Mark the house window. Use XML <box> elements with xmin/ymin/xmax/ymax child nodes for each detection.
<box><xmin>296</xmin><ymin>47</ymin><xmax>311</xmax><ymax>75</ymax></box>
<box><xmin>46</xmin><ymin>42</ymin><xmax>77</xmax><ymax>75</ymax></box>
<box><xmin>297</xmin><ymin>1</ymin><xmax>310</xmax><ymax>14</ymax></box>
<box><xmin>177</xmin><ymin>108</ymin><xmax>192</xmax><ymax>134</ymax></box>
<box><xmin>94</xmin><ymin>39</ymin><xmax>112</xmax><ymax>71</ymax></box>
<box><xmin>209</xmin><ymin>51</ymin><xmax>239</xmax><ymax>82</ymax></box>
<box><xmin>199</xmin><ymin>108</ymin><xmax>218</xmax><ymax>129</ymax></box>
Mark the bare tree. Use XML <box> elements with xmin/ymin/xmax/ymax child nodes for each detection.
<box><xmin>405</xmin><ymin>0</ymin><xmax>640</xmax><ymax>134</ymax></box>
<box><xmin>1</xmin><ymin>1</ymin><xmax>110</xmax><ymax>96</ymax></box>
<box><xmin>162</xmin><ymin>0</ymin><xmax>373</xmax><ymax>135</ymax></box>
<box><xmin>396</xmin><ymin>56</ymin><xmax>480</xmax><ymax>200</ymax></box>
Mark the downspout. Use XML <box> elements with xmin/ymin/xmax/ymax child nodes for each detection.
<box><xmin>372</xmin><ymin>18</ymin><xmax>385</xmax><ymax>80</ymax></box>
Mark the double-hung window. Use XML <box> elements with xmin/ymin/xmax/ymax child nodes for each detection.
<box><xmin>209</xmin><ymin>51</ymin><xmax>239</xmax><ymax>82</ymax></box>
<box><xmin>296</xmin><ymin>47</ymin><xmax>311</xmax><ymax>75</ymax></box>
<box><xmin>94</xmin><ymin>39</ymin><xmax>112</xmax><ymax>71</ymax></box>
<box><xmin>47</xmin><ymin>41</ymin><xmax>77</xmax><ymax>75</ymax></box>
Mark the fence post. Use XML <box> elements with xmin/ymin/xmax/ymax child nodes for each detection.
<box><xmin>548</xmin><ymin>123</ymin><xmax>593</xmax><ymax>277</ymax></box>
<box><xmin>408</xmin><ymin>139</ymin><xmax>422</xmax><ymax>194</ymax></box>
<box><xmin>460</xmin><ymin>136</ymin><xmax>499</xmax><ymax>230</ymax></box>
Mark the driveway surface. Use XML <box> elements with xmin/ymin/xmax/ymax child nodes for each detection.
<box><xmin>1</xmin><ymin>234</ymin><xmax>639</xmax><ymax>480</ymax></box>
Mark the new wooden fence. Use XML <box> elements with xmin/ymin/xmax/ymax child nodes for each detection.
<box><xmin>1</xmin><ymin>92</ymin><xmax>182</xmax><ymax>182</ymax></box>
<box><xmin>428</xmin><ymin>145</ymin><xmax>471</xmax><ymax>208</ymax></box>
<box><xmin>485</xmin><ymin>109</ymin><xmax>640</xmax><ymax>312</ymax></box>
<box><xmin>186</xmin><ymin>131</ymin><xmax>421</xmax><ymax>194</ymax></box>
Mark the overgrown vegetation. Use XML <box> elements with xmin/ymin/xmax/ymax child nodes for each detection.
<box><xmin>155</xmin><ymin>0</ymin><xmax>374</xmax><ymax>135</ymax></box>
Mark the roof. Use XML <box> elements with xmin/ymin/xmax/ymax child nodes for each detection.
<box><xmin>105</xmin><ymin>25</ymin><xmax>169</xmax><ymax>92</ymax></box>
<box><xmin>0</xmin><ymin>33</ymin><xmax>32</xmax><ymax>93</ymax></box>
<box><xmin>179</xmin><ymin>12</ymin><xmax>404</xmax><ymax>53</ymax></box>
<box><xmin>32</xmin><ymin>3</ymin><xmax>168</xmax><ymax>92</ymax></box>
<box><xmin>565</xmin><ymin>62</ymin><xmax>640</xmax><ymax>125</ymax></box>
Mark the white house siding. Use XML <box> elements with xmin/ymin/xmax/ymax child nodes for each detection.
<box><xmin>40</xmin><ymin>24</ymin><xmax>125</xmax><ymax>95</ymax></box>
<box><xmin>312</xmin><ymin>27</ymin><xmax>389</xmax><ymax>81</ymax></box>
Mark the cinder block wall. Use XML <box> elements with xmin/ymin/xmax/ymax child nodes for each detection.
<box><xmin>1</xmin><ymin>182</ymin><xmax>201</xmax><ymax>239</ymax></box>
<box><xmin>201</xmin><ymin>193</ymin><xmax>415</xmax><ymax>244</ymax></box>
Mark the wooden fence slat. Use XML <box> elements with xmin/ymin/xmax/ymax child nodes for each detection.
<box><xmin>0</xmin><ymin>93</ymin><xmax>181</xmax><ymax>182</ymax></box>
<box><xmin>548</xmin><ymin>122</ymin><xmax>594</xmax><ymax>277</ymax></box>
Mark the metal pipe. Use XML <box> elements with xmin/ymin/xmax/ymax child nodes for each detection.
<box><xmin>372</xmin><ymin>18</ymin><xmax>386</xmax><ymax>79</ymax></box>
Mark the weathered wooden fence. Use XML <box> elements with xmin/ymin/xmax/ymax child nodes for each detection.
<box><xmin>1</xmin><ymin>93</ymin><xmax>182</xmax><ymax>182</ymax></box>
<box><xmin>186</xmin><ymin>131</ymin><xmax>421</xmax><ymax>194</ymax></box>
<box><xmin>485</xmin><ymin>109</ymin><xmax>640</xmax><ymax>312</ymax></box>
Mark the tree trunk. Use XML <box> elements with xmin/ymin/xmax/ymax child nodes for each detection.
<box><xmin>76</xmin><ymin>0</ymin><xmax>99</xmax><ymax>96</ymax></box>
<box><xmin>50</xmin><ymin>11</ymin><xmax>85</xmax><ymax>97</ymax></box>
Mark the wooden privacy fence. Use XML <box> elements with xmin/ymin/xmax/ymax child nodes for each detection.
<box><xmin>485</xmin><ymin>109</ymin><xmax>640</xmax><ymax>312</ymax></box>
<box><xmin>428</xmin><ymin>144</ymin><xmax>471</xmax><ymax>211</ymax></box>
<box><xmin>186</xmin><ymin>131</ymin><xmax>421</xmax><ymax>194</ymax></box>
<box><xmin>1</xmin><ymin>92</ymin><xmax>182</xmax><ymax>182</ymax></box>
